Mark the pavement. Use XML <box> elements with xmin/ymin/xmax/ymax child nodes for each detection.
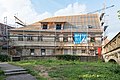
<box><xmin>0</xmin><ymin>62</ymin><xmax>23</xmax><ymax>70</ymax></box>
<box><xmin>6</xmin><ymin>74</ymin><xmax>36</xmax><ymax>80</ymax></box>
<box><xmin>0</xmin><ymin>63</ymin><xmax>37</xmax><ymax>80</ymax></box>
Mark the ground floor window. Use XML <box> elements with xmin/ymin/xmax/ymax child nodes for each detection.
<box><xmin>64</xmin><ymin>49</ymin><xmax>68</xmax><ymax>54</ymax></box>
<box><xmin>90</xmin><ymin>50</ymin><xmax>95</xmax><ymax>55</ymax></box>
<box><xmin>30</xmin><ymin>49</ymin><xmax>34</xmax><ymax>55</ymax></box>
<box><xmin>73</xmin><ymin>49</ymin><xmax>77</xmax><ymax>54</ymax></box>
<box><xmin>41</xmin><ymin>49</ymin><xmax>46</xmax><ymax>55</ymax></box>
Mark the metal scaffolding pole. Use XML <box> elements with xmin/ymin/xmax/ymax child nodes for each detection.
<box><xmin>4</xmin><ymin>17</ymin><xmax>9</xmax><ymax>55</ymax></box>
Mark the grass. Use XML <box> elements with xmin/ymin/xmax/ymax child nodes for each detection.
<box><xmin>10</xmin><ymin>58</ymin><xmax>120</xmax><ymax>80</ymax></box>
<box><xmin>0</xmin><ymin>70</ymin><xmax>5</xmax><ymax>80</ymax></box>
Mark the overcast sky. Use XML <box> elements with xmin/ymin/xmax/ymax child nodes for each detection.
<box><xmin>0</xmin><ymin>0</ymin><xmax>120</xmax><ymax>40</ymax></box>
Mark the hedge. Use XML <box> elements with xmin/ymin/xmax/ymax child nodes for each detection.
<box><xmin>0</xmin><ymin>54</ymin><xmax>10</xmax><ymax>62</ymax></box>
<box><xmin>56</xmin><ymin>55</ymin><xmax>79</xmax><ymax>61</ymax></box>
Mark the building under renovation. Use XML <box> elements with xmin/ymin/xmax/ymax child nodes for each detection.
<box><xmin>0</xmin><ymin>23</ymin><xmax>13</xmax><ymax>55</ymax></box>
<box><xmin>9</xmin><ymin>14</ymin><xmax>103</xmax><ymax>56</ymax></box>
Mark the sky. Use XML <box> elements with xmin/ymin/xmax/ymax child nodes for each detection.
<box><xmin>0</xmin><ymin>0</ymin><xmax>120</xmax><ymax>40</ymax></box>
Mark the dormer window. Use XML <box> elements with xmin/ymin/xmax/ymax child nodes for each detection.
<box><xmin>42</xmin><ymin>24</ymin><xmax>47</xmax><ymax>29</ymax></box>
<box><xmin>56</xmin><ymin>24</ymin><xmax>61</xmax><ymax>30</ymax></box>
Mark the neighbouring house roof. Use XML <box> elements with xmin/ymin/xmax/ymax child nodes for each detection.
<box><xmin>10</xmin><ymin>14</ymin><xmax>101</xmax><ymax>31</ymax></box>
<box><xmin>104</xmin><ymin>32</ymin><xmax>120</xmax><ymax>48</ymax></box>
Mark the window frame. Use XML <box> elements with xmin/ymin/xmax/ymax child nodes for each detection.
<box><xmin>56</xmin><ymin>24</ymin><xmax>62</xmax><ymax>30</ymax></box>
<box><xmin>30</xmin><ymin>49</ymin><xmax>35</xmax><ymax>55</ymax></box>
<box><xmin>27</xmin><ymin>35</ymin><xmax>33</xmax><ymax>41</ymax></box>
<box><xmin>38</xmin><ymin>35</ymin><xmax>43</xmax><ymax>41</ymax></box>
<box><xmin>90</xmin><ymin>37</ymin><xmax>95</xmax><ymax>42</ymax></box>
<box><xmin>41</xmin><ymin>49</ymin><xmax>46</xmax><ymax>55</ymax></box>
<box><xmin>55</xmin><ymin>34</ymin><xmax>60</xmax><ymax>42</ymax></box>
<box><xmin>18</xmin><ymin>34</ymin><xmax>23</xmax><ymax>41</ymax></box>
<box><xmin>81</xmin><ymin>50</ymin><xmax>86</xmax><ymax>53</ymax></box>
<box><xmin>63</xmin><ymin>34</ymin><xmax>68</xmax><ymax>42</ymax></box>
<box><xmin>42</xmin><ymin>24</ymin><xmax>48</xmax><ymax>29</ymax></box>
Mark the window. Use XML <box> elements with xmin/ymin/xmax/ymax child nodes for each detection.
<box><xmin>18</xmin><ymin>34</ymin><xmax>23</xmax><ymax>41</ymax></box>
<box><xmin>55</xmin><ymin>34</ymin><xmax>59</xmax><ymax>42</ymax></box>
<box><xmin>63</xmin><ymin>34</ymin><xmax>68</xmax><ymax>42</ymax></box>
<box><xmin>64</xmin><ymin>49</ymin><xmax>68</xmax><ymax>54</ymax></box>
<box><xmin>81</xmin><ymin>50</ymin><xmax>86</xmax><ymax>53</ymax></box>
<box><xmin>90</xmin><ymin>37</ymin><xmax>95</xmax><ymax>42</ymax></box>
<box><xmin>30</xmin><ymin>49</ymin><xmax>34</xmax><ymax>55</ymax></box>
<box><xmin>38</xmin><ymin>35</ymin><xmax>43</xmax><ymax>41</ymax></box>
<box><xmin>88</xmin><ymin>25</ymin><xmax>93</xmax><ymax>28</ymax></box>
<box><xmin>41</xmin><ymin>49</ymin><xmax>46</xmax><ymax>55</ymax></box>
<box><xmin>27</xmin><ymin>35</ymin><xmax>33</xmax><ymax>41</ymax></box>
<box><xmin>90</xmin><ymin>50</ymin><xmax>95</xmax><ymax>55</ymax></box>
<box><xmin>73</xmin><ymin>49</ymin><xmax>77</xmax><ymax>54</ymax></box>
<box><xmin>42</xmin><ymin>24</ymin><xmax>47</xmax><ymax>29</ymax></box>
<box><xmin>56</xmin><ymin>24</ymin><xmax>61</xmax><ymax>30</ymax></box>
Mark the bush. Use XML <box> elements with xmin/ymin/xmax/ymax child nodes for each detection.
<box><xmin>56</xmin><ymin>55</ymin><xmax>79</xmax><ymax>61</ymax></box>
<box><xmin>0</xmin><ymin>54</ymin><xmax>10</xmax><ymax>62</ymax></box>
<box><xmin>109</xmin><ymin>64</ymin><xmax>120</xmax><ymax>74</ymax></box>
<box><xmin>0</xmin><ymin>70</ymin><xmax>4</xmax><ymax>75</ymax></box>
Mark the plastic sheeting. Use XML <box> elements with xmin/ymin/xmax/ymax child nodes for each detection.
<box><xmin>74</xmin><ymin>33</ymin><xmax>87</xmax><ymax>44</ymax></box>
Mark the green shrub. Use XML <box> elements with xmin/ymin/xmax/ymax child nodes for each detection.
<box><xmin>0</xmin><ymin>54</ymin><xmax>10</xmax><ymax>62</ymax></box>
<box><xmin>56</xmin><ymin>55</ymin><xmax>79</xmax><ymax>61</ymax></box>
<box><xmin>0</xmin><ymin>70</ymin><xmax>4</xmax><ymax>75</ymax></box>
<box><xmin>109</xmin><ymin>64</ymin><xmax>120</xmax><ymax>74</ymax></box>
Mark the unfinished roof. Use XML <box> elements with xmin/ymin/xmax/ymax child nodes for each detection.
<box><xmin>11</xmin><ymin>14</ymin><xmax>101</xmax><ymax>31</ymax></box>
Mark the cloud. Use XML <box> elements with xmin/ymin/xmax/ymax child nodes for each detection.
<box><xmin>0</xmin><ymin>0</ymin><xmax>52</xmax><ymax>26</ymax></box>
<box><xmin>0</xmin><ymin>1</ymin><xmax>86</xmax><ymax>26</ymax></box>
<box><xmin>54</xmin><ymin>2</ymin><xmax>86</xmax><ymax>16</ymax></box>
<box><xmin>105</xmin><ymin>0</ymin><xmax>120</xmax><ymax>40</ymax></box>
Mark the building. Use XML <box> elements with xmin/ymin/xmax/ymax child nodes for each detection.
<box><xmin>9</xmin><ymin>14</ymin><xmax>103</xmax><ymax>56</ymax></box>
<box><xmin>102</xmin><ymin>32</ymin><xmax>120</xmax><ymax>64</ymax></box>
<box><xmin>0</xmin><ymin>23</ymin><xmax>14</xmax><ymax>54</ymax></box>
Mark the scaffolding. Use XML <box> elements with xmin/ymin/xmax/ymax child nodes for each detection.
<box><xmin>9</xmin><ymin>14</ymin><xmax>103</xmax><ymax>56</ymax></box>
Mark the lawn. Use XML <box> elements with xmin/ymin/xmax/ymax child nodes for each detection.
<box><xmin>0</xmin><ymin>69</ymin><xmax>5</xmax><ymax>80</ymax></box>
<box><xmin>10</xmin><ymin>58</ymin><xmax>120</xmax><ymax>80</ymax></box>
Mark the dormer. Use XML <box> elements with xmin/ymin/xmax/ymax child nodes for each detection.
<box><xmin>55</xmin><ymin>22</ymin><xmax>65</xmax><ymax>30</ymax></box>
<box><xmin>42</xmin><ymin>24</ymin><xmax>48</xmax><ymax>29</ymax></box>
<box><xmin>56</xmin><ymin>24</ymin><xmax>62</xmax><ymax>30</ymax></box>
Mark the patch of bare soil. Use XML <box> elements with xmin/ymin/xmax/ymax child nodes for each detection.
<box><xmin>34</xmin><ymin>65</ymin><xmax>52</xmax><ymax>80</ymax></box>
